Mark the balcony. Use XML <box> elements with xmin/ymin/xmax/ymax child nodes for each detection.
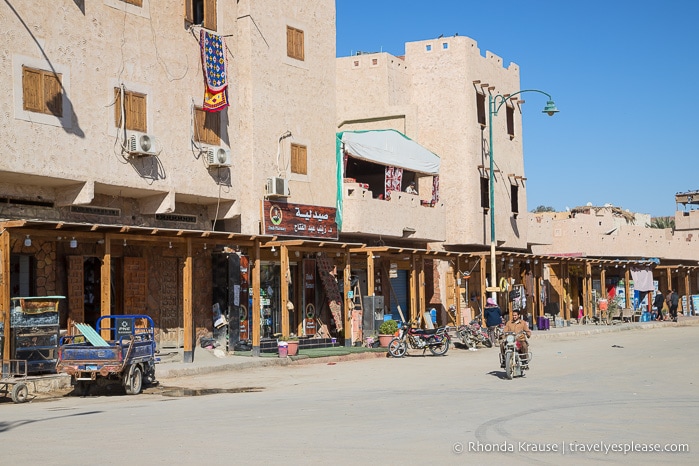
<box><xmin>341</xmin><ymin>183</ymin><xmax>445</xmax><ymax>242</ymax></box>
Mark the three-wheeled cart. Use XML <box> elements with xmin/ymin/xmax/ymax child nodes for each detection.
<box><xmin>1</xmin><ymin>359</ymin><xmax>30</xmax><ymax>403</ymax></box>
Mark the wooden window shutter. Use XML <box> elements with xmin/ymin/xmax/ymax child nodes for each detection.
<box><xmin>287</xmin><ymin>27</ymin><xmax>304</xmax><ymax>61</ymax></box>
<box><xmin>185</xmin><ymin>0</ymin><xmax>194</xmax><ymax>23</ymax></box>
<box><xmin>44</xmin><ymin>72</ymin><xmax>62</xmax><ymax>117</ymax></box>
<box><xmin>291</xmin><ymin>143</ymin><xmax>307</xmax><ymax>175</ymax></box>
<box><xmin>297</xmin><ymin>29</ymin><xmax>304</xmax><ymax>61</ymax></box>
<box><xmin>131</xmin><ymin>93</ymin><xmax>147</xmax><ymax>132</ymax></box>
<box><xmin>204</xmin><ymin>0</ymin><xmax>217</xmax><ymax>31</ymax></box>
<box><xmin>287</xmin><ymin>26</ymin><xmax>294</xmax><ymax>58</ymax></box>
<box><xmin>123</xmin><ymin>0</ymin><xmax>143</xmax><ymax>6</ymax></box>
<box><xmin>299</xmin><ymin>145</ymin><xmax>307</xmax><ymax>174</ymax></box>
<box><xmin>114</xmin><ymin>88</ymin><xmax>122</xmax><ymax>128</ymax></box>
<box><xmin>194</xmin><ymin>107</ymin><xmax>220</xmax><ymax>145</ymax></box>
<box><xmin>22</xmin><ymin>67</ymin><xmax>43</xmax><ymax>113</ymax></box>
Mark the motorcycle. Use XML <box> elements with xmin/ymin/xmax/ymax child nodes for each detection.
<box><xmin>499</xmin><ymin>331</ymin><xmax>532</xmax><ymax>379</ymax></box>
<box><xmin>388</xmin><ymin>322</ymin><xmax>450</xmax><ymax>357</ymax></box>
<box><xmin>457</xmin><ymin>318</ymin><xmax>493</xmax><ymax>350</ymax></box>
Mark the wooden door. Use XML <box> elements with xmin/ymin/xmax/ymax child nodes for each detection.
<box><xmin>123</xmin><ymin>257</ymin><xmax>147</xmax><ymax>314</ymax></box>
<box><xmin>67</xmin><ymin>255</ymin><xmax>84</xmax><ymax>333</ymax></box>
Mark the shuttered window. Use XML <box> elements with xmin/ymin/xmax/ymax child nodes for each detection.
<box><xmin>185</xmin><ymin>0</ymin><xmax>217</xmax><ymax>31</ymax></box>
<box><xmin>122</xmin><ymin>0</ymin><xmax>143</xmax><ymax>6</ymax></box>
<box><xmin>194</xmin><ymin>107</ymin><xmax>221</xmax><ymax>145</ymax></box>
<box><xmin>22</xmin><ymin>66</ymin><xmax>63</xmax><ymax>117</ymax></box>
<box><xmin>114</xmin><ymin>88</ymin><xmax>147</xmax><ymax>132</ymax></box>
<box><xmin>287</xmin><ymin>26</ymin><xmax>305</xmax><ymax>61</ymax></box>
<box><xmin>476</xmin><ymin>92</ymin><xmax>486</xmax><ymax>126</ymax></box>
<box><xmin>291</xmin><ymin>143</ymin><xmax>307</xmax><ymax>175</ymax></box>
<box><xmin>506</xmin><ymin>105</ymin><xmax>515</xmax><ymax>137</ymax></box>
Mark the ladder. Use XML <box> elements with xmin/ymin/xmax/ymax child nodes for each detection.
<box><xmin>316</xmin><ymin>253</ymin><xmax>343</xmax><ymax>331</ymax></box>
<box><xmin>351</xmin><ymin>279</ymin><xmax>363</xmax><ymax>343</ymax></box>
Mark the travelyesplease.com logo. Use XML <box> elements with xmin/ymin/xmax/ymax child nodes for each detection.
<box><xmin>452</xmin><ymin>441</ymin><xmax>689</xmax><ymax>455</ymax></box>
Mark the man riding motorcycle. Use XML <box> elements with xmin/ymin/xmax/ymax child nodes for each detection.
<box><xmin>500</xmin><ymin>309</ymin><xmax>531</xmax><ymax>368</ymax></box>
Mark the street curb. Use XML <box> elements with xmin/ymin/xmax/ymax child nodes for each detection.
<box><xmin>529</xmin><ymin>319</ymin><xmax>699</xmax><ymax>340</ymax></box>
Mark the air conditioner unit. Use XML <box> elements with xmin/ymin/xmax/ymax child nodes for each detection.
<box><xmin>126</xmin><ymin>130</ymin><xmax>157</xmax><ymax>156</ymax></box>
<box><xmin>205</xmin><ymin>146</ymin><xmax>232</xmax><ymax>167</ymax></box>
<box><xmin>266</xmin><ymin>177</ymin><xmax>289</xmax><ymax>197</ymax></box>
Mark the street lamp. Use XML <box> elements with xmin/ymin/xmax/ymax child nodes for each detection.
<box><xmin>488</xmin><ymin>89</ymin><xmax>558</xmax><ymax>298</ymax></box>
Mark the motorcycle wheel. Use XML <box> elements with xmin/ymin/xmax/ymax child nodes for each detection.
<box><xmin>429</xmin><ymin>337</ymin><xmax>449</xmax><ymax>356</ymax></box>
<box><xmin>388</xmin><ymin>338</ymin><xmax>407</xmax><ymax>358</ymax></box>
<box><xmin>482</xmin><ymin>335</ymin><xmax>493</xmax><ymax>348</ymax></box>
<box><xmin>504</xmin><ymin>352</ymin><xmax>514</xmax><ymax>380</ymax></box>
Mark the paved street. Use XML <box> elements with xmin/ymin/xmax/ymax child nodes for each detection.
<box><xmin>1</xmin><ymin>326</ymin><xmax>697</xmax><ymax>465</ymax></box>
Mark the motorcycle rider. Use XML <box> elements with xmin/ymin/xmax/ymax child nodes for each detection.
<box><xmin>500</xmin><ymin>309</ymin><xmax>532</xmax><ymax>368</ymax></box>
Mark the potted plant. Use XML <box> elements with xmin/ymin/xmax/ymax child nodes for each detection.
<box><xmin>278</xmin><ymin>334</ymin><xmax>300</xmax><ymax>356</ymax></box>
<box><xmin>286</xmin><ymin>335</ymin><xmax>299</xmax><ymax>356</ymax></box>
<box><xmin>378</xmin><ymin>319</ymin><xmax>399</xmax><ymax>348</ymax></box>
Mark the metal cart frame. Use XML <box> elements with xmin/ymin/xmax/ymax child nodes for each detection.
<box><xmin>1</xmin><ymin>359</ymin><xmax>30</xmax><ymax>403</ymax></box>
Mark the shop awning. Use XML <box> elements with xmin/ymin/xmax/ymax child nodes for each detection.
<box><xmin>340</xmin><ymin>130</ymin><xmax>440</xmax><ymax>175</ymax></box>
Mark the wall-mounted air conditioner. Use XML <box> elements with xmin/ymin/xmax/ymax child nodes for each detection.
<box><xmin>206</xmin><ymin>146</ymin><xmax>232</xmax><ymax>167</ymax></box>
<box><xmin>266</xmin><ymin>177</ymin><xmax>289</xmax><ymax>197</ymax></box>
<box><xmin>126</xmin><ymin>130</ymin><xmax>157</xmax><ymax>156</ymax></box>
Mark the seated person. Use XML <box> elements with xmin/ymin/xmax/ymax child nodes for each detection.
<box><xmin>405</xmin><ymin>181</ymin><xmax>418</xmax><ymax>195</ymax></box>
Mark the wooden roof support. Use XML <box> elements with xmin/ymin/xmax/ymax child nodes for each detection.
<box><xmin>183</xmin><ymin>238</ymin><xmax>194</xmax><ymax>363</ymax></box>
<box><xmin>1</xmin><ymin>228</ymin><xmax>10</xmax><ymax>363</ymax></box>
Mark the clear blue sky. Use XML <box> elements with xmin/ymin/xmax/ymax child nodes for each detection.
<box><xmin>336</xmin><ymin>1</ymin><xmax>699</xmax><ymax>218</ymax></box>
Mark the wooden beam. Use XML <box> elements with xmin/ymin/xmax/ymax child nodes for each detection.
<box><xmin>410</xmin><ymin>257</ymin><xmax>418</xmax><ymax>325</ymax></box>
<box><xmin>624</xmin><ymin>267</ymin><xmax>631</xmax><ymax>309</ymax></box>
<box><xmin>1</xmin><ymin>229</ymin><xmax>10</xmax><ymax>362</ymax></box>
<box><xmin>251</xmin><ymin>239</ymin><xmax>261</xmax><ymax>356</ymax></box>
<box><xmin>343</xmin><ymin>253</ymin><xmax>351</xmax><ymax>346</ymax></box>
<box><xmin>100</xmin><ymin>234</ymin><xmax>112</xmax><ymax>340</ymax></box>
<box><xmin>418</xmin><ymin>256</ymin><xmax>426</xmax><ymax>325</ymax></box>
<box><xmin>280</xmin><ymin>245</ymin><xmax>289</xmax><ymax>337</ymax></box>
<box><xmin>183</xmin><ymin>238</ymin><xmax>193</xmax><ymax>363</ymax></box>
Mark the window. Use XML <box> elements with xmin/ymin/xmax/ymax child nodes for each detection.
<box><xmin>121</xmin><ymin>0</ymin><xmax>143</xmax><ymax>6</ymax></box>
<box><xmin>185</xmin><ymin>0</ymin><xmax>217</xmax><ymax>31</ymax></box>
<box><xmin>476</xmin><ymin>92</ymin><xmax>486</xmax><ymax>126</ymax></box>
<box><xmin>114</xmin><ymin>88</ymin><xmax>147</xmax><ymax>132</ymax></box>
<box><xmin>511</xmin><ymin>184</ymin><xmax>519</xmax><ymax>214</ymax></box>
<box><xmin>506</xmin><ymin>105</ymin><xmax>515</xmax><ymax>137</ymax></box>
<box><xmin>22</xmin><ymin>66</ymin><xmax>62</xmax><ymax>117</ymax></box>
<box><xmin>287</xmin><ymin>26</ymin><xmax>305</xmax><ymax>61</ymax></box>
<box><xmin>480</xmin><ymin>177</ymin><xmax>490</xmax><ymax>210</ymax></box>
<box><xmin>193</xmin><ymin>107</ymin><xmax>221</xmax><ymax>145</ymax></box>
<box><xmin>291</xmin><ymin>143</ymin><xmax>307</xmax><ymax>175</ymax></box>
<box><xmin>442</xmin><ymin>42</ymin><xmax>448</xmax><ymax>49</ymax></box>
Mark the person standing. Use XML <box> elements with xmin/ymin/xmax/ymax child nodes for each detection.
<box><xmin>667</xmin><ymin>289</ymin><xmax>679</xmax><ymax>322</ymax></box>
<box><xmin>653</xmin><ymin>291</ymin><xmax>665</xmax><ymax>321</ymax></box>
<box><xmin>484</xmin><ymin>297</ymin><xmax>503</xmax><ymax>343</ymax></box>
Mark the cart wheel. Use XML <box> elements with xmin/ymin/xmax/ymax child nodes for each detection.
<box><xmin>11</xmin><ymin>383</ymin><xmax>29</xmax><ymax>403</ymax></box>
<box><xmin>125</xmin><ymin>365</ymin><xmax>143</xmax><ymax>395</ymax></box>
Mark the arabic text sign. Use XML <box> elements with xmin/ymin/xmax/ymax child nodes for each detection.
<box><xmin>263</xmin><ymin>201</ymin><xmax>338</xmax><ymax>239</ymax></box>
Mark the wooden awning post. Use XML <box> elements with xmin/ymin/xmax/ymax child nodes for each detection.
<box><xmin>183</xmin><ymin>238</ymin><xmax>193</xmax><ymax>363</ymax></box>
<box><xmin>343</xmin><ymin>251</ymin><xmax>351</xmax><ymax>346</ymax></box>
<box><xmin>1</xmin><ymin>229</ymin><xmax>10</xmax><ymax>362</ymax></box>
<box><xmin>251</xmin><ymin>239</ymin><xmax>261</xmax><ymax>356</ymax></box>
<box><xmin>100</xmin><ymin>234</ymin><xmax>112</xmax><ymax>341</ymax></box>
<box><xmin>280</xmin><ymin>244</ymin><xmax>289</xmax><ymax>337</ymax></box>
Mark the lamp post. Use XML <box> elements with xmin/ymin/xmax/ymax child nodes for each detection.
<box><xmin>488</xmin><ymin>89</ymin><xmax>558</xmax><ymax>298</ymax></box>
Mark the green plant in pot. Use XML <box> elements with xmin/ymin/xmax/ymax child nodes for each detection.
<box><xmin>378</xmin><ymin>319</ymin><xmax>399</xmax><ymax>348</ymax></box>
<box><xmin>281</xmin><ymin>334</ymin><xmax>300</xmax><ymax>356</ymax></box>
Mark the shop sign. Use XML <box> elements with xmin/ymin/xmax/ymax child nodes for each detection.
<box><xmin>263</xmin><ymin>200</ymin><xmax>338</xmax><ymax>240</ymax></box>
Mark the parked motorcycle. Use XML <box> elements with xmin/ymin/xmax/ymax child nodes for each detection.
<box><xmin>457</xmin><ymin>318</ymin><xmax>493</xmax><ymax>350</ymax></box>
<box><xmin>388</xmin><ymin>322</ymin><xmax>450</xmax><ymax>357</ymax></box>
<box><xmin>499</xmin><ymin>331</ymin><xmax>531</xmax><ymax>379</ymax></box>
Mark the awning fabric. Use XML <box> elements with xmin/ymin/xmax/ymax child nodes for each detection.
<box><xmin>340</xmin><ymin>130</ymin><xmax>440</xmax><ymax>175</ymax></box>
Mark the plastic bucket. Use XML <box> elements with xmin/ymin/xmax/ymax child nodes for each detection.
<box><xmin>278</xmin><ymin>341</ymin><xmax>288</xmax><ymax>358</ymax></box>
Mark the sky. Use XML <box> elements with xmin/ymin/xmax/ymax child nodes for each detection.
<box><xmin>336</xmin><ymin>0</ymin><xmax>699</xmax><ymax>218</ymax></box>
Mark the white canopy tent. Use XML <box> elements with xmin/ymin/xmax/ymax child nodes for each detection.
<box><xmin>340</xmin><ymin>130</ymin><xmax>440</xmax><ymax>175</ymax></box>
